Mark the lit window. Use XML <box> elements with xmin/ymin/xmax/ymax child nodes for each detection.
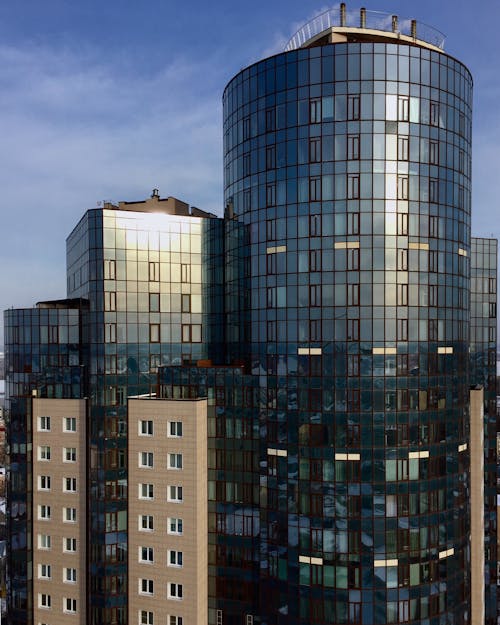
<box><xmin>139</xmin><ymin>420</ymin><xmax>153</xmax><ymax>436</ymax></box>
<box><xmin>139</xmin><ymin>546</ymin><xmax>154</xmax><ymax>563</ymax></box>
<box><xmin>168</xmin><ymin>517</ymin><xmax>183</xmax><ymax>535</ymax></box>
<box><xmin>38</xmin><ymin>564</ymin><xmax>51</xmax><ymax>579</ymax></box>
<box><xmin>139</xmin><ymin>578</ymin><xmax>154</xmax><ymax>595</ymax></box>
<box><xmin>64</xmin><ymin>417</ymin><xmax>77</xmax><ymax>432</ymax></box>
<box><xmin>64</xmin><ymin>597</ymin><xmax>77</xmax><ymax>614</ymax></box>
<box><xmin>65</xmin><ymin>568</ymin><xmax>77</xmax><ymax>583</ymax></box>
<box><xmin>168</xmin><ymin>421</ymin><xmax>183</xmax><ymax>437</ymax></box>
<box><xmin>139</xmin><ymin>483</ymin><xmax>154</xmax><ymax>499</ymax></box>
<box><xmin>64</xmin><ymin>477</ymin><xmax>77</xmax><ymax>493</ymax></box>
<box><xmin>64</xmin><ymin>507</ymin><xmax>77</xmax><ymax>522</ymax></box>
<box><xmin>139</xmin><ymin>515</ymin><xmax>154</xmax><ymax>531</ymax></box>
<box><xmin>168</xmin><ymin>454</ymin><xmax>183</xmax><ymax>470</ymax></box>
<box><xmin>38</xmin><ymin>593</ymin><xmax>51</xmax><ymax>609</ymax></box>
<box><xmin>38</xmin><ymin>505</ymin><xmax>51</xmax><ymax>520</ymax></box>
<box><xmin>64</xmin><ymin>538</ymin><xmax>77</xmax><ymax>553</ymax></box>
<box><xmin>168</xmin><ymin>550</ymin><xmax>183</xmax><ymax>567</ymax></box>
<box><xmin>38</xmin><ymin>475</ymin><xmax>51</xmax><ymax>490</ymax></box>
<box><xmin>38</xmin><ymin>446</ymin><xmax>51</xmax><ymax>461</ymax></box>
<box><xmin>64</xmin><ymin>447</ymin><xmax>77</xmax><ymax>462</ymax></box>
<box><xmin>139</xmin><ymin>452</ymin><xmax>154</xmax><ymax>468</ymax></box>
<box><xmin>38</xmin><ymin>416</ymin><xmax>51</xmax><ymax>431</ymax></box>
<box><xmin>168</xmin><ymin>486</ymin><xmax>183</xmax><ymax>503</ymax></box>
<box><xmin>168</xmin><ymin>583</ymin><xmax>183</xmax><ymax>600</ymax></box>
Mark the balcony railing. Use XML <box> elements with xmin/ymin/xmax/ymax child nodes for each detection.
<box><xmin>284</xmin><ymin>6</ymin><xmax>446</xmax><ymax>52</ymax></box>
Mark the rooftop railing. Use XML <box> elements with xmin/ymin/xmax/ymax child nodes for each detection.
<box><xmin>284</xmin><ymin>5</ymin><xmax>446</xmax><ymax>52</ymax></box>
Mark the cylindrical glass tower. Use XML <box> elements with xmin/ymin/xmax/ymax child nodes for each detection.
<box><xmin>223</xmin><ymin>7</ymin><xmax>472</xmax><ymax>625</ymax></box>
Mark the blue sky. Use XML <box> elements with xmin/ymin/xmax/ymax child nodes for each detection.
<box><xmin>1</xmin><ymin>0</ymin><xmax>500</xmax><ymax>342</ymax></box>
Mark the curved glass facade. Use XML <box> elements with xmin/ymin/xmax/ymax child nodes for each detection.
<box><xmin>223</xmin><ymin>41</ymin><xmax>472</xmax><ymax>624</ymax></box>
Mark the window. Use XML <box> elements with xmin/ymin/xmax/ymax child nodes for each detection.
<box><xmin>347</xmin><ymin>248</ymin><xmax>359</xmax><ymax>270</ymax></box>
<box><xmin>139</xmin><ymin>452</ymin><xmax>154</xmax><ymax>468</ymax></box>
<box><xmin>139</xmin><ymin>483</ymin><xmax>154</xmax><ymax>499</ymax></box>
<box><xmin>181</xmin><ymin>294</ymin><xmax>191</xmax><ymax>313</ymax></box>
<box><xmin>148</xmin><ymin>292</ymin><xmax>160</xmax><ymax>313</ymax></box>
<box><xmin>64</xmin><ymin>598</ymin><xmax>77</xmax><ymax>614</ymax></box>
<box><xmin>65</xmin><ymin>568</ymin><xmax>77</xmax><ymax>583</ymax></box>
<box><xmin>64</xmin><ymin>447</ymin><xmax>77</xmax><ymax>462</ymax></box>
<box><xmin>397</xmin><ymin>175</ymin><xmax>409</xmax><ymax>200</ymax></box>
<box><xmin>397</xmin><ymin>213</ymin><xmax>408</xmax><ymax>235</ymax></box>
<box><xmin>39</xmin><ymin>505</ymin><xmax>51</xmax><ymax>520</ymax></box>
<box><xmin>459</xmin><ymin>112</ymin><xmax>465</xmax><ymax>136</ymax></box>
<box><xmin>168</xmin><ymin>550</ymin><xmax>183</xmax><ymax>567</ymax></box>
<box><xmin>310</xmin><ymin>137</ymin><xmax>321</xmax><ymax>162</ymax></box>
<box><xmin>64</xmin><ymin>417</ymin><xmax>77</xmax><ymax>432</ymax></box>
<box><xmin>105</xmin><ymin>322</ymin><xmax>116</xmax><ymax>343</ymax></box>
<box><xmin>429</xmin><ymin>140</ymin><xmax>439</xmax><ymax>165</ymax></box>
<box><xmin>266</xmin><ymin>145</ymin><xmax>276</xmax><ymax>169</ymax></box>
<box><xmin>309</xmin><ymin>176</ymin><xmax>321</xmax><ymax>201</ymax></box>
<box><xmin>64</xmin><ymin>507</ymin><xmax>77</xmax><ymax>523</ymax></box>
<box><xmin>169</xmin><ymin>421</ymin><xmax>183</xmax><ymax>437</ymax></box>
<box><xmin>181</xmin><ymin>324</ymin><xmax>202</xmax><ymax>342</ymax></box>
<box><xmin>64</xmin><ymin>477</ymin><xmax>77</xmax><ymax>493</ymax></box>
<box><xmin>398</xmin><ymin>96</ymin><xmax>409</xmax><ymax>121</ymax></box>
<box><xmin>310</xmin><ymin>284</ymin><xmax>320</xmax><ymax>307</ymax></box>
<box><xmin>347</xmin><ymin>284</ymin><xmax>360</xmax><ymax>306</ymax></box>
<box><xmin>347</xmin><ymin>174</ymin><xmax>359</xmax><ymax>199</ymax></box>
<box><xmin>266</xmin><ymin>183</ymin><xmax>276</xmax><ymax>207</ymax></box>
<box><xmin>168</xmin><ymin>583</ymin><xmax>183</xmax><ymax>600</ymax></box>
<box><xmin>168</xmin><ymin>486</ymin><xmax>183</xmax><ymax>502</ymax></box>
<box><xmin>348</xmin><ymin>95</ymin><xmax>360</xmax><ymax>120</ymax></box>
<box><xmin>458</xmin><ymin>148</ymin><xmax>465</xmax><ymax>173</ymax></box>
<box><xmin>38</xmin><ymin>534</ymin><xmax>51</xmax><ymax>549</ymax></box>
<box><xmin>348</xmin><ymin>134</ymin><xmax>360</xmax><ymax>160</ymax></box>
<box><xmin>39</xmin><ymin>593</ymin><xmax>51</xmax><ymax>609</ymax></box>
<box><xmin>139</xmin><ymin>420</ymin><xmax>153</xmax><ymax>436</ymax></box>
<box><xmin>348</xmin><ymin>212</ymin><xmax>360</xmax><ymax>235</ymax></box>
<box><xmin>140</xmin><ymin>515</ymin><xmax>154</xmax><ymax>531</ymax></box>
<box><xmin>168</xmin><ymin>454</ymin><xmax>183</xmax><ymax>470</ymax></box>
<box><xmin>39</xmin><ymin>475</ymin><xmax>51</xmax><ymax>490</ymax></box>
<box><xmin>38</xmin><ymin>416</ymin><xmax>51</xmax><ymax>431</ymax></box>
<box><xmin>105</xmin><ymin>291</ymin><xmax>116</xmax><ymax>311</ymax></box>
<box><xmin>181</xmin><ymin>263</ymin><xmax>190</xmax><ymax>283</ymax></box>
<box><xmin>38</xmin><ymin>445</ymin><xmax>51</xmax><ymax>461</ymax></box>
<box><xmin>310</xmin><ymin>98</ymin><xmax>321</xmax><ymax>123</ymax></box>
<box><xmin>397</xmin><ymin>284</ymin><xmax>408</xmax><ymax>306</ymax></box>
<box><xmin>64</xmin><ymin>538</ymin><xmax>77</xmax><ymax>552</ymax></box>
<box><xmin>140</xmin><ymin>546</ymin><xmax>154</xmax><ymax>563</ymax></box>
<box><xmin>398</xmin><ymin>136</ymin><xmax>409</xmax><ymax>161</ymax></box>
<box><xmin>310</xmin><ymin>214</ymin><xmax>321</xmax><ymax>236</ymax></box>
<box><xmin>139</xmin><ymin>578</ymin><xmax>154</xmax><ymax>595</ymax></box>
<box><xmin>169</xmin><ymin>617</ymin><xmax>183</xmax><ymax>625</ymax></box>
<box><xmin>309</xmin><ymin>249</ymin><xmax>321</xmax><ymax>272</ymax></box>
<box><xmin>150</xmin><ymin>324</ymin><xmax>160</xmax><ymax>343</ymax></box>
<box><xmin>38</xmin><ymin>563</ymin><xmax>51</xmax><ymax>579</ymax></box>
<box><xmin>430</xmin><ymin>101</ymin><xmax>439</xmax><ymax>126</ymax></box>
<box><xmin>168</xmin><ymin>517</ymin><xmax>183</xmax><ymax>535</ymax></box>
<box><xmin>429</xmin><ymin>178</ymin><xmax>439</xmax><ymax>203</ymax></box>
<box><xmin>149</xmin><ymin>261</ymin><xmax>159</xmax><ymax>282</ymax></box>
<box><xmin>265</xmin><ymin>107</ymin><xmax>275</xmax><ymax>131</ymax></box>
<box><xmin>397</xmin><ymin>319</ymin><xmax>408</xmax><ymax>341</ymax></box>
<box><xmin>398</xmin><ymin>249</ymin><xmax>408</xmax><ymax>271</ymax></box>
<box><xmin>104</xmin><ymin>259</ymin><xmax>116</xmax><ymax>279</ymax></box>
<box><xmin>140</xmin><ymin>611</ymin><xmax>154</xmax><ymax>625</ymax></box>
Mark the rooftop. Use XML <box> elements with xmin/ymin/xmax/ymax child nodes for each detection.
<box><xmin>284</xmin><ymin>4</ymin><xmax>446</xmax><ymax>53</ymax></box>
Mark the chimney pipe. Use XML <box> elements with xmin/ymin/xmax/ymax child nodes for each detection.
<box><xmin>411</xmin><ymin>19</ymin><xmax>417</xmax><ymax>39</ymax></box>
<box><xmin>360</xmin><ymin>8</ymin><xmax>366</xmax><ymax>28</ymax></box>
<box><xmin>392</xmin><ymin>15</ymin><xmax>398</xmax><ymax>33</ymax></box>
<box><xmin>340</xmin><ymin>3</ymin><xmax>346</xmax><ymax>27</ymax></box>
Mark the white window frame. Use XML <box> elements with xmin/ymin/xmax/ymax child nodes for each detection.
<box><xmin>168</xmin><ymin>617</ymin><xmax>183</xmax><ymax>625</ymax></box>
<box><xmin>139</xmin><ymin>452</ymin><xmax>154</xmax><ymax>468</ymax></box>
<box><xmin>38</xmin><ymin>445</ymin><xmax>51</xmax><ymax>461</ymax></box>
<box><xmin>140</xmin><ymin>610</ymin><xmax>154</xmax><ymax>625</ymax></box>
<box><xmin>168</xmin><ymin>485</ymin><xmax>183</xmax><ymax>503</ymax></box>
<box><xmin>64</xmin><ymin>597</ymin><xmax>77</xmax><ymax>614</ymax></box>
<box><xmin>64</xmin><ymin>477</ymin><xmax>77</xmax><ymax>493</ymax></box>
<box><xmin>167</xmin><ymin>583</ymin><xmax>183</xmax><ymax>600</ymax></box>
<box><xmin>38</xmin><ymin>504</ymin><xmax>51</xmax><ymax>520</ymax></box>
<box><xmin>168</xmin><ymin>421</ymin><xmax>183</xmax><ymax>437</ymax></box>
<box><xmin>167</xmin><ymin>517</ymin><xmax>183</xmax><ymax>535</ymax></box>
<box><xmin>139</xmin><ymin>546</ymin><xmax>154</xmax><ymax>563</ymax></box>
<box><xmin>168</xmin><ymin>550</ymin><xmax>183</xmax><ymax>567</ymax></box>
<box><xmin>139</xmin><ymin>483</ymin><xmax>154</xmax><ymax>500</ymax></box>
<box><xmin>38</xmin><ymin>475</ymin><xmax>51</xmax><ymax>491</ymax></box>
<box><xmin>38</xmin><ymin>534</ymin><xmax>51</xmax><ymax>550</ymax></box>
<box><xmin>64</xmin><ymin>567</ymin><xmax>77</xmax><ymax>583</ymax></box>
<box><xmin>139</xmin><ymin>578</ymin><xmax>154</xmax><ymax>596</ymax></box>
<box><xmin>38</xmin><ymin>416</ymin><xmax>51</xmax><ymax>431</ymax></box>
<box><xmin>64</xmin><ymin>417</ymin><xmax>77</xmax><ymax>432</ymax></box>
<box><xmin>139</xmin><ymin>515</ymin><xmax>154</xmax><ymax>531</ymax></box>
<box><xmin>64</xmin><ymin>447</ymin><xmax>77</xmax><ymax>462</ymax></box>
<box><xmin>38</xmin><ymin>563</ymin><xmax>51</xmax><ymax>579</ymax></box>
<box><xmin>168</xmin><ymin>453</ymin><xmax>183</xmax><ymax>470</ymax></box>
<box><xmin>38</xmin><ymin>593</ymin><xmax>51</xmax><ymax>609</ymax></box>
<box><xmin>139</xmin><ymin>419</ymin><xmax>154</xmax><ymax>436</ymax></box>
<box><xmin>64</xmin><ymin>507</ymin><xmax>77</xmax><ymax>523</ymax></box>
<box><xmin>64</xmin><ymin>537</ymin><xmax>77</xmax><ymax>553</ymax></box>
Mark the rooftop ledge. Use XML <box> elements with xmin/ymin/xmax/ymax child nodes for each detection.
<box><xmin>284</xmin><ymin>4</ymin><xmax>446</xmax><ymax>53</ymax></box>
